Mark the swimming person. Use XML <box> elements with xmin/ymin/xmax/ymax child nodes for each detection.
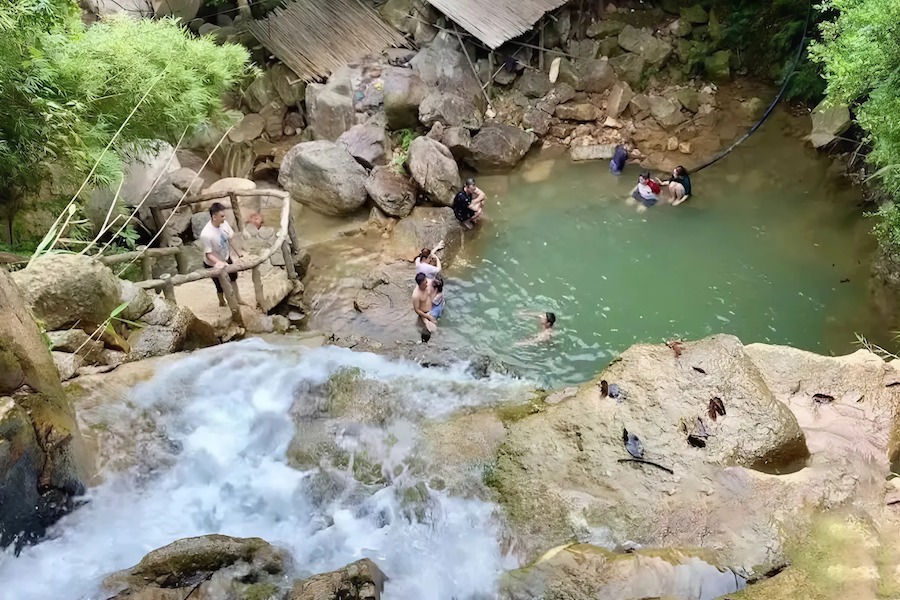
<box><xmin>412</xmin><ymin>272</ymin><xmax>437</xmax><ymax>342</ymax></box>
<box><xmin>453</xmin><ymin>178</ymin><xmax>485</xmax><ymax>229</ymax></box>
<box><xmin>516</xmin><ymin>310</ymin><xmax>557</xmax><ymax>345</ymax></box>
<box><xmin>663</xmin><ymin>166</ymin><xmax>692</xmax><ymax>205</ymax></box>
<box><xmin>429</xmin><ymin>277</ymin><xmax>445</xmax><ymax>321</ymax></box>
<box><xmin>628</xmin><ymin>170</ymin><xmax>662</xmax><ymax>210</ymax></box>
<box><xmin>610</xmin><ymin>143</ymin><xmax>629</xmax><ymax>175</ymax></box>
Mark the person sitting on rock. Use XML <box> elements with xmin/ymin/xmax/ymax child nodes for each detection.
<box><xmin>628</xmin><ymin>170</ymin><xmax>662</xmax><ymax>211</ymax></box>
<box><xmin>453</xmin><ymin>178</ymin><xmax>485</xmax><ymax>229</ymax></box>
<box><xmin>201</xmin><ymin>202</ymin><xmax>245</xmax><ymax>307</ymax></box>
<box><xmin>412</xmin><ymin>272</ymin><xmax>437</xmax><ymax>343</ymax></box>
<box><xmin>661</xmin><ymin>165</ymin><xmax>692</xmax><ymax>206</ymax></box>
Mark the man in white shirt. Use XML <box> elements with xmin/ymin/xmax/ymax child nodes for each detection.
<box><xmin>200</xmin><ymin>202</ymin><xmax>244</xmax><ymax>307</ymax></box>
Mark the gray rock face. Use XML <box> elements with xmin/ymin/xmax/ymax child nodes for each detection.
<box><xmin>609</xmin><ymin>52</ymin><xmax>646</xmax><ymax>86</ymax></box>
<box><xmin>607</xmin><ymin>81</ymin><xmax>635</xmax><ymax>117</ymax></box>
<box><xmin>383</xmin><ymin>67</ymin><xmax>427</xmax><ymax>130</ymax></box>
<box><xmin>306</xmin><ymin>74</ymin><xmax>355</xmax><ymax>142</ymax></box>
<box><xmin>675</xmin><ymin>88</ymin><xmax>700</xmax><ymax>113</ymax></box>
<box><xmin>440</xmin><ymin>126</ymin><xmax>473</xmax><ymax>161</ymax></box>
<box><xmin>244</xmin><ymin>71</ymin><xmax>282</xmax><ymax>113</ymax></box>
<box><xmin>617</xmin><ymin>25</ymin><xmax>672</xmax><ymax>67</ymax></box>
<box><xmin>278</xmin><ymin>141</ymin><xmax>368</xmax><ymax>216</ymax></box>
<box><xmin>649</xmin><ymin>95</ymin><xmax>687</xmax><ymax>128</ymax></box>
<box><xmin>419</xmin><ymin>91</ymin><xmax>483</xmax><ymax>130</ymax></box>
<box><xmin>365</xmin><ymin>166</ymin><xmax>417</xmax><ymax>218</ymax></box>
<box><xmin>557</xmin><ymin>58</ymin><xmax>617</xmax><ymax>93</ymax></box>
<box><xmin>467</xmin><ymin>124</ymin><xmax>535</xmax><ymax>172</ymax></box>
<box><xmin>118</xmin><ymin>280</ymin><xmax>154</xmax><ymax>322</ymax></box>
<box><xmin>51</xmin><ymin>351</ymin><xmax>83</xmax><ymax>381</ymax></box>
<box><xmin>515</xmin><ymin>69</ymin><xmax>552</xmax><ymax>98</ymax></box>
<box><xmin>337</xmin><ymin>124</ymin><xmax>391</xmax><ymax>169</ymax></box>
<box><xmin>407</xmin><ymin>136</ymin><xmax>461</xmax><ymax>206</ymax></box>
<box><xmin>410</xmin><ymin>33</ymin><xmax>484</xmax><ymax>110</ymax></box>
<box><xmin>12</xmin><ymin>255</ymin><xmax>122</xmax><ymax>330</ymax></box>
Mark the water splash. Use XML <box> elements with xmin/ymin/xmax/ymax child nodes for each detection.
<box><xmin>0</xmin><ymin>340</ymin><xmax>523</xmax><ymax>600</ymax></box>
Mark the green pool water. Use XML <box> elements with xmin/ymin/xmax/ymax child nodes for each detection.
<box><xmin>441</xmin><ymin>110</ymin><xmax>889</xmax><ymax>387</ymax></box>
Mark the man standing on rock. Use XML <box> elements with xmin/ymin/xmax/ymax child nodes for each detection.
<box><xmin>453</xmin><ymin>178</ymin><xmax>485</xmax><ymax>229</ymax></box>
<box><xmin>412</xmin><ymin>272</ymin><xmax>437</xmax><ymax>343</ymax></box>
<box><xmin>201</xmin><ymin>202</ymin><xmax>244</xmax><ymax>307</ymax></box>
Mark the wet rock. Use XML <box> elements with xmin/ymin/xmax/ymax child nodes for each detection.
<box><xmin>391</xmin><ymin>207</ymin><xmax>461</xmax><ymax>260</ymax></box>
<box><xmin>809</xmin><ymin>99</ymin><xmax>851</xmax><ymax>148</ymax></box>
<box><xmin>607</xmin><ymin>81</ymin><xmax>634</xmax><ymax>117</ymax></box>
<box><xmin>467</xmin><ymin>124</ymin><xmax>535</xmax><ymax>172</ymax></box>
<box><xmin>407</xmin><ymin>136</ymin><xmax>461</xmax><ymax>206</ymax></box>
<box><xmin>557</xmin><ymin>58</ymin><xmax>617</xmax><ymax>93</ymax></box>
<box><xmin>419</xmin><ymin>91</ymin><xmax>483</xmax><ymax>130</ymax></box>
<box><xmin>291</xmin><ymin>558</ymin><xmax>386</xmax><ymax>600</ymax></box>
<box><xmin>12</xmin><ymin>255</ymin><xmax>122</xmax><ymax>331</ymax></box>
<box><xmin>555</xmin><ymin>103</ymin><xmax>601</xmax><ymax>122</ymax></box>
<box><xmin>570</xmin><ymin>144</ymin><xmax>617</xmax><ymax>162</ymax></box>
<box><xmin>649</xmin><ymin>95</ymin><xmax>687</xmax><ymax>129</ymax></box>
<box><xmin>515</xmin><ymin>69</ymin><xmax>552</xmax><ymax>98</ymax></box>
<box><xmin>617</xmin><ymin>25</ymin><xmax>672</xmax><ymax>67</ymax></box>
<box><xmin>306</xmin><ymin>71</ymin><xmax>355</xmax><ymax>142</ymax></box>
<box><xmin>278</xmin><ymin>141</ymin><xmax>368</xmax><ymax>216</ymax></box>
<box><xmin>364</xmin><ymin>166</ymin><xmax>417</xmax><ymax>218</ymax></box>
<box><xmin>609</xmin><ymin>53</ymin><xmax>646</xmax><ymax>86</ymax></box>
<box><xmin>105</xmin><ymin>534</ymin><xmax>290</xmax><ymax>598</ymax></box>
<box><xmin>0</xmin><ymin>398</ymin><xmax>48</xmax><ymax>549</ymax></box>
<box><xmin>586</xmin><ymin>19</ymin><xmax>626</xmax><ymax>39</ymax></box>
<box><xmin>681</xmin><ymin>4</ymin><xmax>709</xmax><ymax>24</ymax></box>
<box><xmin>337</xmin><ymin>124</ymin><xmax>391</xmax><ymax>169</ymax></box>
<box><xmin>383</xmin><ymin>67</ymin><xmax>427</xmax><ymax>130</ymax></box>
<box><xmin>47</xmin><ymin>330</ymin><xmax>104</xmax><ymax>364</ymax></box>
<box><xmin>704</xmin><ymin>50</ymin><xmax>732</xmax><ymax>82</ymax></box>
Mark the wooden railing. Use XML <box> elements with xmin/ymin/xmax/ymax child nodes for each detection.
<box><xmin>98</xmin><ymin>189</ymin><xmax>298</xmax><ymax>327</ymax></box>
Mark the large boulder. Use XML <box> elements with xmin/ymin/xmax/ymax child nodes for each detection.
<box><xmin>586</xmin><ymin>19</ymin><xmax>626</xmax><ymax>39</ymax></box>
<box><xmin>337</xmin><ymin>124</ymin><xmax>391</xmax><ymax>169</ymax></box>
<box><xmin>439</xmin><ymin>126</ymin><xmax>473</xmax><ymax>161</ymax></box>
<box><xmin>522</xmin><ymin>107</ymin><xmax>552</xmax><ymax>136</ymax></box>
<box><xmin>410</xmin><ymin>33</ymin><xmax>484</xmax><ymax>110</ymax></box>
<box><xmin>649</xmin><ymin>95</ymin><xmax>687</xmax><ymax>129</ymax></box>
<box><xmin>809</xmin><ymin>99</ymin><xmax>852</xmax><ymax>148</ymax></box>
<box><xmin>365</xmin><ymin>166</ymin><xmax>417</xmax><ymax>218</ymax></box>
<box><xmin>105</xmin><ymin>534</ymin><xmax>291</xmax><ymax>599</ymax></box>
<box><xmin>278</xmin><ymin>141</ymin><xmax>368</xmax><ymax>216</ymax></box>
<box><xmin>12</xmin><ymin>254</ymin><xmax>122</xmax><ymax>330</ymax></box>
<box><xmin>617</xmin><ymin>25</ymin><xmax>672</xmax><ymax>67</ymax></box>
<box><xmin>557</xmin><ymin>59</ymin><xmax>617</xmax><ymax>93</ymax></box>
<box><xmin>383</xmin><ymin>67</ymin><xmax>428</xmax><ymax>130</ymax></box>
<box><xmin>608</xmin><ymin>53</ymin><xmax>646</xmax><ymax>86</ymax></box>
<box><xmin>292</xmin><ymin>558</ymin><xmax>386</xmax><ymax>600</ymax></box>
<box><xmin>126</xmin><ymin>297</ymin><xmax>217</xmax><ymax>361</ymax></box>
<box><xmin>269</xmin><ymin>62</ymin><xmax>306</xmax><ymax>108</ymax></box>
<box><xmin>391</xmin><ymin>207</ymin><xmax>462</xmax><ymax>260</ymax></box>
<box><xmin>466</xmin><ymin>124</ymin><xmax>535</xmax><ymax>172</ymax></box>
<box><xmin>515</xmin><ymin>70</ymin><xmax>552</xmax><ymax>98</ymax></box>
<box><xmin>419</xmin><ymin>91</ymin><xmax>483</xmax><ymax>130</ymax></box>
<box><xmin>0</xmin><ymin>398</ymin><xmax>47</xmax><ymax>549</ymax></box>
<box><xmin>407</xmin><ymin>137</ymin><xmax>461</xmax><ymax>206</ymax></box>
<box><xmin>306</xmin><ymin>70</ymin><xmax>356</xmax><ymax>141</ymax></box>
<box><xmin>606</xmin><ymin>81</ymin><xmax>634</xmax><ymax>118</ymax></box>
<box><xmin>228</xmin><ymin>113</ymin><xmax>265</xmax><ymax>144</ymax></box>
<box><xmin>555</xmin><ymin>103</ymin><xmax>601</xmax><ymax>122</ymax></box>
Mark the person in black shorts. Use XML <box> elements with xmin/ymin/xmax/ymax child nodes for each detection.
<box><xmin>453</xmin><ymin>178</ymin><xmax>485</xmax><ymax>229</ymax></box>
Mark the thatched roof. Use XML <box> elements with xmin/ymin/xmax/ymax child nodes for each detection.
<box><xmin>426</xmin><ymin>0</ymin><xmax>570</xmax><ymax>49</ymax></box>
<box><xmin>247</xmin><ymin>0</ymin><xmax>409</xmax><ymax>82</ymax></box>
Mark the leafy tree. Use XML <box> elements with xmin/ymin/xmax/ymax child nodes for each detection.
<box><xmin>810</xmin><ymin>0</ymin><xmax>900</xmax><ymax>252</ymax></box>
<box><xmin>0</xmin><ymin>0</ymin><xmax>250</xmax><ymax>242</ymax></box>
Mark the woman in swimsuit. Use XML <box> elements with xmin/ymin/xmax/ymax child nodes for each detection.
<box><xmin>663</xmin><ymin>165</ymin><xmax>692</xmax><ymax>205</ymax></box>
<box><xmin>429</xmin><ymin>277</ymin><xmax>445</xmax><ymax>320</ymax></box>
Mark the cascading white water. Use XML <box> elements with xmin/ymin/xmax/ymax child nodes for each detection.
<box><xmin>0</xmin><ymin>340</ymin><xmax>525</xmax><ymax>600</ymax></box>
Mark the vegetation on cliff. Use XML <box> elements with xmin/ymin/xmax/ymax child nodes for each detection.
<box><xmin>0</xmin><ymin>0</ymin><xmax>250</xmax><ymax>243</ymax></box>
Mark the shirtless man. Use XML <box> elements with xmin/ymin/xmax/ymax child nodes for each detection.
<box><xmin>453</xmin><ymin>178</ymin><xmax>486</xmax><ymax>229</ymax></box>
<box><xmin>516</xmin><ymin>310</ymin><xmax>557</xmax><ymax>345</ymax></box>
<box><xmin>412</xmin><ymin>272</ymin><xmax>437</xmax><ymax>342</ymax></box>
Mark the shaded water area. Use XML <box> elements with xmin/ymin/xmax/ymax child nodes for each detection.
<box><xmin>444</xmin><ymin>109</ymin><xmax>886</xmax><ymax>387</ymax></box>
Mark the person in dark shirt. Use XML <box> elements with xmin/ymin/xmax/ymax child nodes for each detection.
<box><xmin>663</xmin><ymin>165</ymin><xmax>692</xmax><ymax>205</ymax></box>
<box><xmin>609</xmin><ymin>143</ymin><xmax>630</xmax><ymax>175</ymax></box>
<box><xmin>453</xmin><ymin>178</ymin><xmax>485</xmax><ymax>229</ymax></box>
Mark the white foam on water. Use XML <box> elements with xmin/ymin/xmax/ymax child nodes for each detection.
<box><xmin>0</xmin><ymin>340</ymin><xmax>521</xmax><ymax>600</ymax></box>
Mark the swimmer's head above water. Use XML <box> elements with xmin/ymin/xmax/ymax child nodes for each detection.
<box><xmin>542</xmin><ymin>312</ymin><xmax>556</xmax><ymax>329</ymax></box>
<box><xmin>464</xmin><ymin>177</ymin><xmax>477</xmax><ymax>193</ymax></box>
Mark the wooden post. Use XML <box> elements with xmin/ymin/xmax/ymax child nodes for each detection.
<box><xmin>229</xmin><ymin>192</ymin><xmax>244</xmax><ymax>232</ymax></box>
<box><xmin>282</xmin><ymin>240</ymin><xmax>297</xmax><ymax>280</ymax></box>
<box><xmin>487</xmin><ymin>52</ymin><xmax>494</xmax><ymax>98</ymax></box>
<box><xmin>175</xmin><ymin>247</ymin><xmax>189</xmax><ymax>275</ymax></box>
<box><xmin>287</xmin><ymin>214</ymin><xmax>300</xmax><ymax>251</ymax></box>
<box><xmin>141</xmin><ymin>257</ymin><xmax>152</xmax><ymax>282</ymax></box>
<box><xmin>218</xmin><ymin>271</ymin><xmax>244</xmax><ymax>327</ymax></box>
<box><xmin>539</xmin><ymin>20</ymin><xmax>545</xmax><ymax>71</ymax></box>
<box><xmin>160</xmin><ymin>273</ymin><xmax>176</xmax><ymax>303</ymax></box>
<box><xmin>251</xmin><ymin>266</ymin><xmax>265</xmax><ymax>311</ymax></box>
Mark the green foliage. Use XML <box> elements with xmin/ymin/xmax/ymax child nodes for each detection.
<box><xmin>0</xmin><ymin>0</ymin><xmax>250</xmax><ymax>241</ymax></box>
<box><xmin>810</xmin><ymin>0</ymin><xmax>900</xmax><ymax>252</ymax></box>
<box><xmin>389</xmin><ymin>128</ymin><xmax>419</xmax><ymax>173</ymax></box>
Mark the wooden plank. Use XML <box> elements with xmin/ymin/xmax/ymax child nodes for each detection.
<box><xmin>161</xmin><ymin>273</ymin><xmax>176</xmax><ymax>303</ymax></box>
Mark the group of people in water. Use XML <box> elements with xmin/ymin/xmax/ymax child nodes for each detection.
<box><xmin>611</xmin><ymin>143</ymin><xmax>693</xmax><ymax>211</ymax></box>
<box><xmin>410</xmin><ymin>151</ymin><xmax>694</xmax><ymax>343</ymax></box>
<box><xmin>411</xmin><ymin>178</ymin><xmax>557</xmax><ymax>344</ymax></box>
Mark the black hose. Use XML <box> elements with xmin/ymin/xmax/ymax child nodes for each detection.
<box><xmin>685</xmin><ymin>0</ymin><xmax>814</xmax><ymax>175</ymax></box>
